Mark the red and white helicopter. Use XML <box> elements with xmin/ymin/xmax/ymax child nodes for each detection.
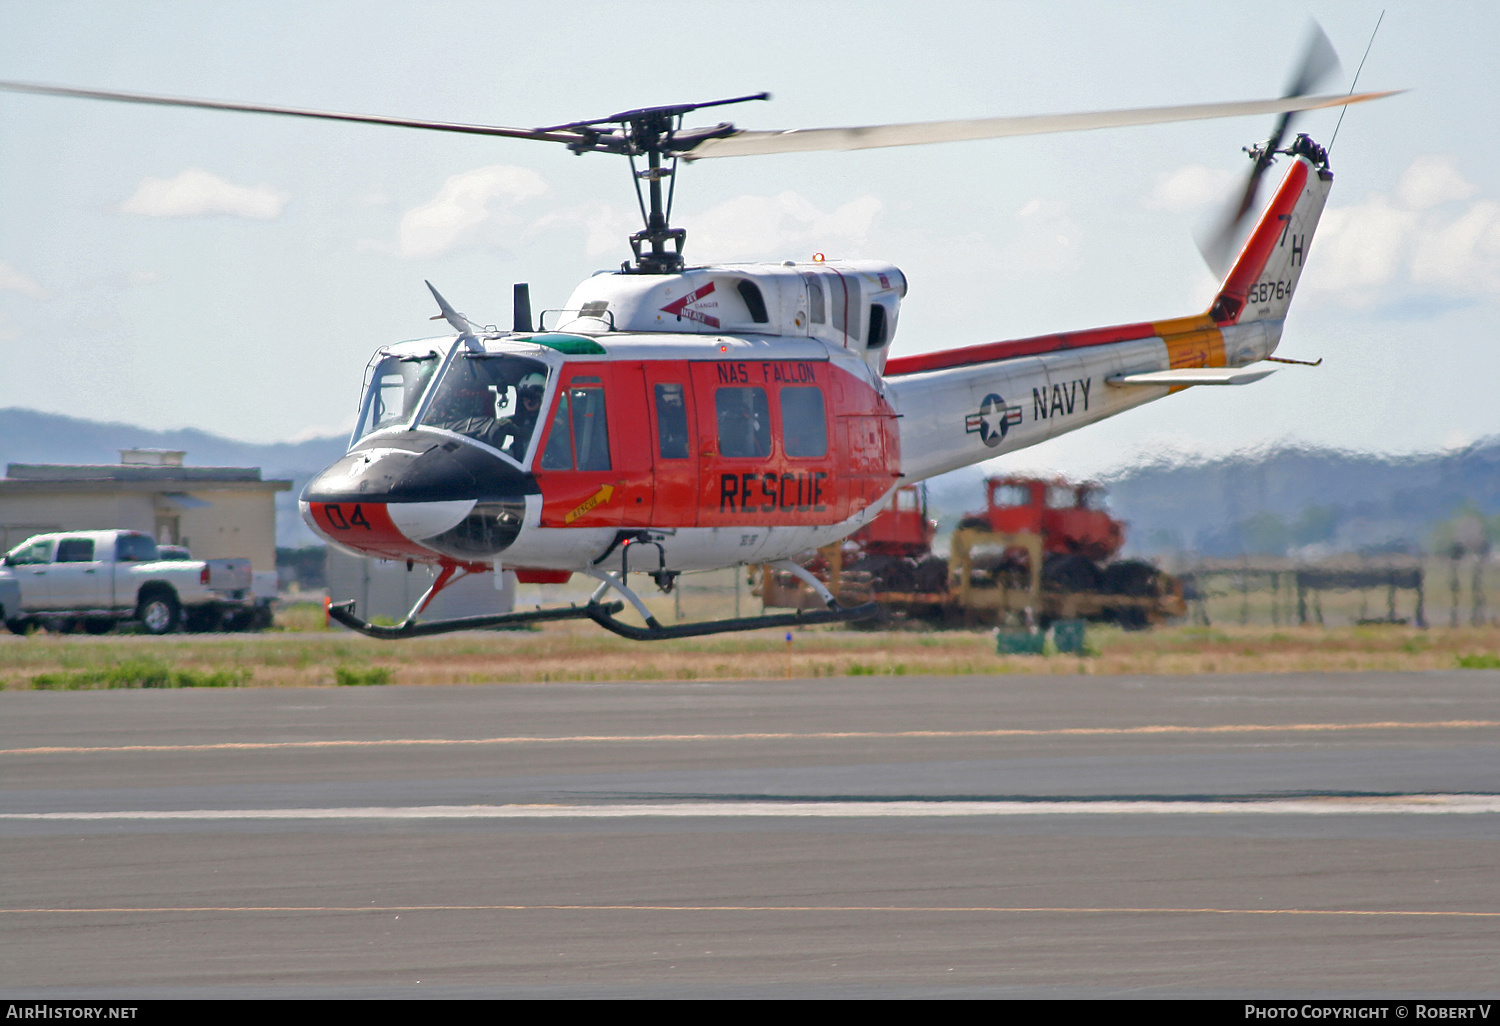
<box><xmin>0</xmin><ymin>29</ymin><xmax>1393</xmax><ymax>640</ymax></box>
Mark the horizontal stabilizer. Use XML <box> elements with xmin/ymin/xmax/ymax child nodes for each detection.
<box><xmin>1107</xmin><ymin>367</ymin><xmax>1275</xmax><ymax>387</ymax></box>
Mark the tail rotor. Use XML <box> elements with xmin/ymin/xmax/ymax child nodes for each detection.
<box><xmin>1198</xmin><ymin>21</ymin><xmax>1342</xmax><ymax>275</ymax></box>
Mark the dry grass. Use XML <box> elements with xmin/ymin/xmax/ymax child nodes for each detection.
<box><xmin>3</xmin><ymin>618</ymin><xmax>1500</xmax><ymax>690</ymax></box>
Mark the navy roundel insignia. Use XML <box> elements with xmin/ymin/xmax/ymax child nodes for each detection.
<box><xmin>965</xmin><ymin>393</ymin><xmax>1023</xmax><ymax>448</ymax></box>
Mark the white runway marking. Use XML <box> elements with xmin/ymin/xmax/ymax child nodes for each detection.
<box><xmin>5</xmin><ymin>795</ymin><xmax>1500</xmax><ymax>820</ymax></box>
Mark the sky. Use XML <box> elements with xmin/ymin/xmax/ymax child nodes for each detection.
<box><xmin>1</xmin><ymin>1</ymin><xmax>1496</xmax><ymax>480</ymax></box>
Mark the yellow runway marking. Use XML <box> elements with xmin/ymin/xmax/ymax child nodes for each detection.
<box><xmin>2</xmin><ymin>904</ymin><xmax>1496</xmax><ymax>918</ymax></box>
<box><xmin>4</xmin><ymin>719</ymin><xmax>1498</xmax><ymax>756</ymax></box>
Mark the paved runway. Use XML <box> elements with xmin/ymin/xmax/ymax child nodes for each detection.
<box><xmin>3</xmin><ymin>670</ymin><xmax>1498</xmax><ymax>997</ymax></box>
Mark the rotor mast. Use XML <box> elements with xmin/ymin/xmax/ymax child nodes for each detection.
<box><xmin>544</xmin><ymin>92</ymin><xmax>770</xmax><ymax>274</ymax></box>
<box><xmin>628</xmin><ymin>111</ymin><xmax>687</xmax><ymax>274</ymax></box>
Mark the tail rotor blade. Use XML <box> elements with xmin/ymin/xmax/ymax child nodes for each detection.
<box><xmin>1286</xmin><ymin>20</ymin><xmax>1342</xmax><ymax>97</ymax></box>
<box><xmin>1197</xmin><ymin>20</ymin><xmax>1342</xmax><ymax>276</ymax></box>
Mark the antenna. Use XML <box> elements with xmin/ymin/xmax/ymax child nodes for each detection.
<box><xmin>426</xmin><ymin>280</ymin><xmax>482</xmax><ymax>351</ymax></box>
<box><xmin>1329</xmin><ymin>10</ymin><xmax>1386</xmax><ymax>152</ymax></box>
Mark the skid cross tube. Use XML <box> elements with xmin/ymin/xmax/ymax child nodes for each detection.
<box><xmin>581</xmin><ymin>562</ymin><xmax>881</xmax><ymax>640</ymax></box>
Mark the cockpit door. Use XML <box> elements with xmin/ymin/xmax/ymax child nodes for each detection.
<box><xmin>642</xmin><ymin>362</ymin><xmax>698</xmax><ymax>527</ymax></box>
<box><xmin>532</xmin><ymin>363</ymin><xmax>651</xmax><ymax>530</ymax></box>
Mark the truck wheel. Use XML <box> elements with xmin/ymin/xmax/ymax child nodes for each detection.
<box><xmin>5</xmin><ymin>618</ymin><xmax>33</xmax><ymax>636</ymax></box>
<box><xmin>138</xmin><ymin>593</ymin><xmax>180</xmax><ymax>635</ymax></box>
<box><xmin>1102</xmin><ymin>560</ymin><xmax>1160</xmax><ymax>597</ymax></box>
<box><xmin>1042</xmin><ymin>553</ymin><xmax>1103</xmax><ymax>593</ymax></box>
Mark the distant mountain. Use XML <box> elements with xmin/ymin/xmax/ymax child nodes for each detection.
<box><xmin>1104</xmin><ymin>441</ymin><xmax>1500</xmax><ymax>557</ymax></box>
<box><xmin>0</xmin><ymin>408</ymin><xmax>347</xmax><ymax>547</ymax></box>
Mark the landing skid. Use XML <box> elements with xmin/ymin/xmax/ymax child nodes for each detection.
<box><xmin>328</xmin><ymin>599</ymin><xmax>621</xmax><ymax>639</ymax></box>
<box><xmin>328</xmin><ymin>556</ymin><xmax>881</xmax><ymax>641</ymax></box>
<box><xmin>584</xmin><ymin>601</ymin><xmax>882</xmax><ymax>641</ymax></box>
<box><xmin>328</xmin><ymin>596</ymin><xmax>879</xmax><ymax>641</ymax></box>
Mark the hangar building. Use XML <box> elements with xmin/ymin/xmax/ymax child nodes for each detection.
<box><xmin>0</xmin><ymin>449</ymin><xmax>290</xmax><ymax>572</ymax></box>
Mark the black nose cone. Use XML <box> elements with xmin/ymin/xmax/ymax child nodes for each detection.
<box><xmin>301</xmin><ymin>431</ymin><xmax>539</xmax><ymax>505</ymax></box>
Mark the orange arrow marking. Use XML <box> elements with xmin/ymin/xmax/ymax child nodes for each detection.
<box><xmin>565</xmin><ymin>484</ymin><xmax>614</xmax><ymax>524</ymax></box>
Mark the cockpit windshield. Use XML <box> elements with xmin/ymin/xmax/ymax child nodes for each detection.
<box><xmin>420</xmin><ymin>354</ymin><xmax>551</xmax><ymax>462</ymax></box>
<box><xmin>353</xmin><ymin>351</ymin><xmax>441</xmax><ymax>443</ymax></box>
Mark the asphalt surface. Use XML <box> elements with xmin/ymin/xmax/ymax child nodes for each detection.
<box><xmin>3</xmin><ymin>670</ymin><xmax>1499</xmax><ymax>998</ymax></box>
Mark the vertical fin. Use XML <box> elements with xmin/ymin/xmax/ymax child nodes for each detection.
<box><xmin>1209</xmin><ymin>150</ymin><xmax>1333</xmax><ymax>326</ymax></box>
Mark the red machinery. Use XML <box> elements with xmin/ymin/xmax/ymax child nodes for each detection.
<box><xmin>762</xmin><ymin>476</ymin><xmax>1182</xmax><ymax>629</ymax></box>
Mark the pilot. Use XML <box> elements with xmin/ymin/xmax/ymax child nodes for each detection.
<box><xmin>426</xmin><ymin>380</ymin><xmax>496</xmax><ymax>441</ymax></box>
<box><xmin>717</xmin><ymin>388</ymin><xmax>768</xmax><ymax>458</ymax></box>
<box><xmin>496</xmin><ymin>372</ymin><xmax>547</xmax><ymax>459</ymax></box>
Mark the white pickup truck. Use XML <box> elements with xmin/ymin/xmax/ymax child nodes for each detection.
<box><xmin>0</xmin><ymin>530</ymin><xmax>276</xmax><ymax>635</ymax></box>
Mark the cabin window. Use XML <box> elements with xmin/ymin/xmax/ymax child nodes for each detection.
<box><xmin>736</xmin><ymin>280</ymin><xmax>770</xmax><ymax>323</ymax></box>
<box><xmin>540</xmin><ymin>376</ymin><xmax>612</xmax><ymax>472</ymax></box>
<box><xmin>55</xmin><ymin>538</ymin><xmax>95</xmax><ymax>563</ymax></box>
<box><xmin>780</xmin><ymin>386</ymin><xmax>827</xmax><ymax>458</ymax></box>
<box><xmin>805</xmin><ymin>277</ymin><xmax>825</xmax><ymax>324</ymax></box>
<box><xmin>896</xmin><ymin>489</ymin><xmax>921</xmax><ymax>512</ymax></box>
<box><xmin>991</xmin><ymin>484</ymin><xmax>1031</xmax><ymax>508</ymax></box>
<box><xmin>654</xmin><ymin>383</ymin><xmax>690</xmax><ymax>460</ymax></box>
<box><xmin>116</xmin><ymin>534</ymin><xmax>159</xmax><ymax>562</ymax></box>
<box><xmin>867</xmin><ymin>303</ymin><xmax>888</xmax><ymax>350</ymax></box>
<box><xmin>6</xmin><ymin>539</ymin><xmax>53</xmax><ymax>565</ymax></box>
<box><xmin>716</xmin><ymin>387</ymin><xmax>771</xmax><ymax>458</ymax></box>
<box><xmin>354</xmin><ymin>352</ymin><xmax>440</xmax><ymax>441</ymax></box>
<box><xmin>1045</xmin><ymin>485</ymin><xmax>1076</xmax><ymax>509</ymax></box>
<box><xmin>1079</xmin><ymin>488</ymin><xmax>1106</xmax><ymax>511</ymax></box>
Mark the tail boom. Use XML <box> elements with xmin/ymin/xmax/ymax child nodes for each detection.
<box><xmin>885</xmin><ymin>153</ymin><xmax>1332</xmax><ymax>484</ymax></box>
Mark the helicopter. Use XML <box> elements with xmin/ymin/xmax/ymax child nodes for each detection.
<box><xmin>0</xmin><ymin>28</ymin><xmax>1394</xmax><ymax>641</ymax></box>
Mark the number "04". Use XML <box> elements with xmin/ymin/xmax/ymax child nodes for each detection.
<box><xmin>324</xmin><ymin>504</ymin><xmax>372</xmax><ymax>530</ymax></box>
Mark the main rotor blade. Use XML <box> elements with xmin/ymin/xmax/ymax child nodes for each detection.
<box><xmin>0</xmin><ymin>80</ymin><xmax>583</xmax><ymax>145</ymax></box>
<box><xmin>684</xmin><ymin>90</ymin><xmax>1398</xmax><ymax>159</ymax></box>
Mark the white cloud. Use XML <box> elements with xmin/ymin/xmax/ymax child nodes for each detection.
<box><xmin>1395</xmin><ymin>155</ymin><xmax>1479</xmax><ymax>211</ymax></box>
<box><xmin>1410</xmin><ymin>199</ymin><xmax>1500</xmax><ymax>294</ymax></box>
<box><xmin>1304</xmin><ymin>197</ymin><xmax>1416</xmax><ymax>294</ymax></box>
<box><xmin>397</xmin><ymin>165</ymin><xmax>548</xmax><ymax>259</ymax></box>
<box><xmin>1001</xmin><ymin>196</ymin><xmax>1081</xmax><ymax>274</ymax></box>
<box><xmin>1300</xmin><ymin>155</ymin><xmax>1500</xmax><ymax>307</ymax></box>
<box><xmin>120</xmin><ymin>168</ymin><xmax>289</xmax><ymax>219</ymax></box>
<box><xmin>530</xmin><ymin>202</ymin><xmax>640</xmax><ymax>260</ymax></box>
<box><xmin>1144</xmin><ymin>164</ymin><xmax>1236</xmax><ymax>212</ymax></box>
<box><xmin>0</xmin><ymin>261</ymin><xmax>47</xmax><ymax>299</ymax></box>
<box><xmin>354</xmin><ymin>183</ymin><xmax>393</xmax><ymax>208</ymax></box>
<box><xmin>687</xmin><ymin>192</ymin><xmax>882</xmax><ymax>262</ymax></box>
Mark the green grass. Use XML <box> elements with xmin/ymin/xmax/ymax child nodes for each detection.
<box><xmin>31</xmin><ymin>658</ymin><xmax>251</xmax><ymax>690</ymax></box>
<box><xmin>334</xmin><ymin>665</ymin><xmax>393</xmax><ymax>686</ymax></box>
<box><xmin>1455</xmin><ymin>653</ymin><xmax>1500</xmax><ymax>669</ymax></box>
